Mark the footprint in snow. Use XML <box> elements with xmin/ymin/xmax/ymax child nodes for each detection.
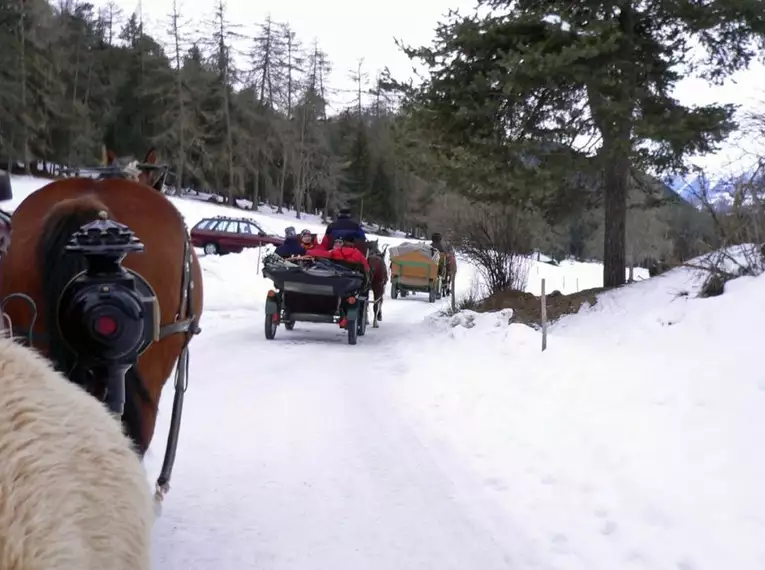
<box><xmin>600</xmin><ymin>520</ymin><xmax>618</xmax><ymax>536</ymax></box>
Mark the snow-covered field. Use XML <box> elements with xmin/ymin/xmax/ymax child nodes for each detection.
<box><xmin>3</xmin><ymin>176</ymin><xmax>763</xmax><ymax>569</ymax></box>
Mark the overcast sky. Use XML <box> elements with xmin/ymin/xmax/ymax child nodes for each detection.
<box><xmin>96</xmin><ymin>0</ymin><xmax>764</xmax><ymax>176</ymax></box>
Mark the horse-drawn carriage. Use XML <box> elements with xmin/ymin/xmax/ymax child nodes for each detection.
<box><xmin>389</xmin><ymin>242</ymin><xmax>446</xmax><ymax>303</ymax></box>
<box><xmin>262</xmin><ymin>253</ymin><xmax>369</xmax><ymax>344</ymax></box>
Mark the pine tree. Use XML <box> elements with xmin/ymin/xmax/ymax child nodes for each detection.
<box><xmin>402</xmin><ymin>0</ymin><xmax>765</xmax><ymax>286</ymax></box>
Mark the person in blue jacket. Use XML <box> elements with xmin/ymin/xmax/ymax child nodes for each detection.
<box><xmin>274</xmin><ymin>226</ymin><xmax>306</xmax><ymax>258</ymax></box>
<box><xmin>320</xmin><ymin>207</ymin><xmax>366</xmax><ymax>248</ymax></box>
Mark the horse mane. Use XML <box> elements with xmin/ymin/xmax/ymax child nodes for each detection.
<box><xmin>37</xmin><ymin>194</ymin><xmax>150</xmax><ymax>454</ymax></box>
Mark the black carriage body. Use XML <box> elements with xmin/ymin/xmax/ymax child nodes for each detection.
<box><xmin>264</xmin><ymin>262</ymin><xmax>365</xmax><ymax>298</ymax></box>
<box><xmin>262</xmin><ymin>256</ymin><xmax>368</xmax><ymax>343</ymax></box>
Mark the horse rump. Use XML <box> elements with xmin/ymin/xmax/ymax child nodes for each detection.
<box><xmin>36</xmin><ymin>194</ymin><xmax>148</xmax><ymax>454</ymax></box>
<box><xmin>38</xmin><ymin>195</ymin><xmax>107</xmax><ymax>375</ymax></box>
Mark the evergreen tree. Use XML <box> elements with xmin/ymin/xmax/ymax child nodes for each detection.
<box><xmin>400</xmin><ymin>0</ymin><xmax>765</xmax><ymax>286</ymax></box>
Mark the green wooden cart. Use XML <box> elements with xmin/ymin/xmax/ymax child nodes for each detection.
<box><xmin>389</xmin><ymin>244</ymin><xmax>442</xmax><ymax>303</ymax></box>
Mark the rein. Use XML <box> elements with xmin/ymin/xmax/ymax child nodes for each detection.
<box><xmin>153</xmin><ymin>228</ymin><xmax>200</xmax><ymax>510</ymax></box>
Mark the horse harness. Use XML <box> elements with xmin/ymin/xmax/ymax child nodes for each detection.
<box><xmin>91</xmin><ymin>166</ymin><xmax>198</xmax><ymax>505</ymax></box>
<box><xmin>153</xmin><ymin>228</ymin><xmax>200</xmax><ymax>507</ymax></box>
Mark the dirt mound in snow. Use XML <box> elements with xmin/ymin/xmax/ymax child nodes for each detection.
<box><xmin>476</xmin><ymin>287</ymin><xmax>609</xmax><ymax>327</ymax></box>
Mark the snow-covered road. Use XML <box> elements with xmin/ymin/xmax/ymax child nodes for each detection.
<box><xmin>147</xmin><ymin>288</ymin><xmax>522</xmax><ymax>570</ymax></box>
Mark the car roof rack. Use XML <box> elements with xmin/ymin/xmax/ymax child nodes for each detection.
<box><xmin>208</xmin><ymin>214</ymin><xmax>259</xmax><ymax>223</ymax></box>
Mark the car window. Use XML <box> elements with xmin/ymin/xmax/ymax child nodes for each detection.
<box><xmin>219</xmin><ymin>220</ymin><xmax>237</xmax><ymax>233</ymax></box>
<box><xmin>251</xmin><ymin>222</ymin><xmax>264</xmax><ymax>234</ymax></box>
<box><xmin>194</xmin><ymin>219</ymin><xmax>215</xmax><ymax>230</ymax></box>
<box><xmin>238</xmin><ymin>222</ymin><xmax>252</xmax><ymax>234</ymax></box>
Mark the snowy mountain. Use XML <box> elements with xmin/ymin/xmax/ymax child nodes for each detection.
<box><xmin>667</xmin><ymin>167</ymin><xmax>764</xmax><ymax>210</ymax></box>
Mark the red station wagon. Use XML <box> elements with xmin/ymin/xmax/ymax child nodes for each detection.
<box><xmin>190</xmin><ymin>216</ymin><xmax>285</xmax><ymax>255</ymax></box>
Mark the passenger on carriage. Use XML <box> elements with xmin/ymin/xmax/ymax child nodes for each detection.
<box><xmin>299</xmin><ymin>228</ymin><xmax>319</xmax><ymax>249</ymax></box>
<box><xmin>274</xmin><ymin>226</ymin><xmax>306</xmax><ymax>258</ymax></box>
<box><xmin>319</xmin><ymin>207</ymin><xmax>366</xmax><ymax>249</ymax></box>
<box><xmin>307</xmin><ymin>234</ymin><xmax>370</xmax><ymax>272</ymax></box>
<box><xmin>430</xmin><ymin>232</ymin><xmax>450</xmax><ymax>253</ymax></box>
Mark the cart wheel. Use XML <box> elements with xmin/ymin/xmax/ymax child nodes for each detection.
<box><xmin>391</xmin><ymin>284</ymin><xmax>398</xmax><ymax>299</ymax></box>
<box><xmin>357</xmin><ymin>304</ymin><xmax>367</xmax><ymax>336</ymax></box>
<box><xmin>428</xmin><ymin>287</ymin><xmax>437</xmax><ymax>303</ymax></box>
<box><xmin>265</xmin><ymin>314</ymin><xmax>278</xmax><ymax>339</ymax></box>
<box><xmin>348</xmin><ymin>319</ymin><xmax>358</xmax><ymax>345</ymax></box>
<box><xmin>285</xmin><ymin>321</ymin><xmax>295</xmax><ymax>331</ymax></box>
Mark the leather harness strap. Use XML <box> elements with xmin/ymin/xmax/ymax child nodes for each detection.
<box><xmin>154</xmin><ymin>229</ymin><xmax>200</xmax><ymax>501</ymax></box>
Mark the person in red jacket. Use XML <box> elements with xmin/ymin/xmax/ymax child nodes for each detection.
<box><xmin>307</xmin><ymin>235</ymin><xmax>370</xmax><ymax>272</ymax></box>
<box><xmin>330</xmin><ymin>239</ymin><xmax>370</xmax><ymax>272</ymax></box>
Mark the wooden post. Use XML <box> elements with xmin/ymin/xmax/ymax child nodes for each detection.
<box><xmin>451</xmin><ymin>274</ymin><xmax>456</xmax><ymax>312</ymax></box>
<box><xmin>257</xmin><ymin>245</ymin><xmax>262</xmax><ymax>269</ymax></box>
<box><xmin>541</xmin><ymin>278</ymin><xmax>548</xmax><ymax>352</ymax></box>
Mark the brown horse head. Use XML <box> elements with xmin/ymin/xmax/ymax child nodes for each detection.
<box><xmin>102</xmin><ymin>146</ymin><xmax>168</xmax><ymax>192</ymax></box>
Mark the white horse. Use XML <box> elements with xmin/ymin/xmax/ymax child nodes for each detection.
<box><xmin>0</xmin><ymin>338</ymin><xmax>153</xmax><ymax>570</ymax></box>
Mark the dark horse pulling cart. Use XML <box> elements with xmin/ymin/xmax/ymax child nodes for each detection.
<box><xmin>262</xmin><ymin>254</ymin><xmax>368</xmax><ymax>345</ymax></box>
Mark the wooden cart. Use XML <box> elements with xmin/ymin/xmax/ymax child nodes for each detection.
<box><xmin>389</xmin><ymin>244</ymin><xmax>442</xmax><ymax>303</ymax></box>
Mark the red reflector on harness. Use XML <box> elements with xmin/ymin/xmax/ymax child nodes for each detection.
<box><xmin>339</xmin><ymin>318</ymin><xmax>348</xmax><ymax>328</ymax></box>
<box><xmin>94</xmin><ymin>315</ymin><xmax>118</xmax><ymax>336</ymax></box>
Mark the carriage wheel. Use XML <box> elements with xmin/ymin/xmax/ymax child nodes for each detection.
<box><xmin>265</xmin><ymin>314</ymin><xmax>278</xmax><ymax>339</ymax></box>
<box><xmin>391</xmin><ymin>283</ymin><xmax>398</xmax><ymax>299</ymax></box>
<box><xmin>357</xmin><ymin>303</ymin><xmax>367</xmax><ymax>337</ymax></box>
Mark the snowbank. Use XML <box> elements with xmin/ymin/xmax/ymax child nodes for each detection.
<box><xmin>394</xmin><ymin>265</ymin><xmax>765</xmax><ymax>569</ymax></box>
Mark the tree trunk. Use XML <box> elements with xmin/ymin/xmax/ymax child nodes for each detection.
<box><xmin>172</xmin><ymin>1</ymin><xmax>185</xmax><ymax>196</ymax></box>
<box><xmin>277</xmin><ymin>148</ymin><xmax>288</xmax><ymax>213</ymax></box>
<box><xmin>252</xmin><ymin>167</ymin><xmax>260</xmax><ymax>209</ymax></box>
<box><xmin>18</xmin><ymin>0</ymin><xmax>30</xmax><ymax>174</ymax></box>
<box><xmin>602</xmin><ymin>153</ymin><xmax>629</xmax><ymax>287</ymax></box>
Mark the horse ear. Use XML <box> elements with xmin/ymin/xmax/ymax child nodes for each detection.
<box><xmin>106</xmin><ymin>148</ymin><xmax>117</xmax><ymax>165</ymax></box>
<box><xmin>143</xmin><ymin>148</ymin><xmax>157</xmax><ymax>165</ymax></box>
<box><xmin>151</xmin><ymin>168</ymin><xmax>167</xmax><ymax>192</ymax></box>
